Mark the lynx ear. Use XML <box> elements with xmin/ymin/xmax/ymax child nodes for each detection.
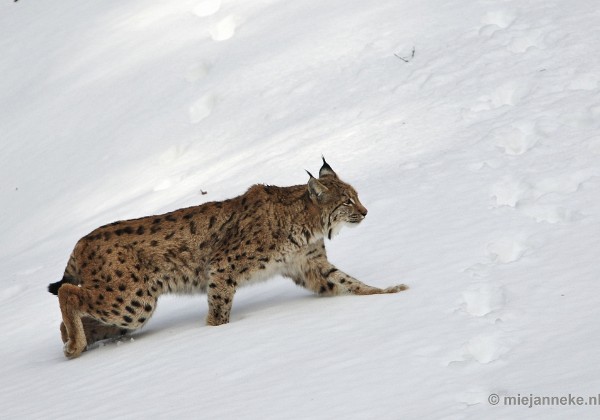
<box><xmin>319</xmin><ymin>156</ymin><xmax>337</xmax><ymax>178</ymax></box>
<box><xmin>306</xmin><ymin>170</ymin><xmax>329</xmax><ymax>201</ymax></box>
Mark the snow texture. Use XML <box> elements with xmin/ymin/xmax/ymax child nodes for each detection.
<box><xmin>1</xmin><ymin>0</ymin><xmax>600</xmax><ymax>419</ymax></box>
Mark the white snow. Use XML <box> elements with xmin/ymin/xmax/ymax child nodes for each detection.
<box><xmin>2</xmin><ymin>0</ymin><xmax>600</xmax><ymax>418</ymax></box>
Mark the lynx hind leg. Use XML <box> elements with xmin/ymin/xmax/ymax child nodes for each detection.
<box><xmin>57</xmin><ymin>284</ymin><xmax>128</xmax><ymax>358</ymax></box>
<box><xmin>57</xmin><ymin>284</ymin><xmax>88</xmax><ymax>358</ymax></box>
<box><xmin>59</xmin><ymin>310</ymin><xmax>129</xmax><ymax>351</ymax></box>
<box><xmin>81</xmin><ymin>317</ymin><xmax>128</xmax><ymax>345</ymax></box>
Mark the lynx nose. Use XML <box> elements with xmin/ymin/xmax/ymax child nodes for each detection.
<box><xmin>359</xmin><ymin>206</ymin><xmax>368</xmax><ymax>217</ymax></box>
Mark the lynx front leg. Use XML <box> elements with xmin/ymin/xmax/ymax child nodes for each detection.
<box><xmin>206</xmin><ymin>276</ymin><xmax>237</xmax><ymax>326</ymax></box>
<box><xmin>292</xmin><ymin>260</ymin><xmax>407</xmax><ymax>296</ymax></box>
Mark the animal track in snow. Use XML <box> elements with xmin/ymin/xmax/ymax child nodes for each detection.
<box><xmin>490</xmin><ymin>170</ymin><xmax>597</xmax><ymax>221</ymax></box>
<box><xmin>192</xmin><ymin>0</ymin><xmax>221</xmax><ymax>17</ymax></box>
<box><xmin>462</xmin><ymin>263</ymin><xmax>491</xmax><ymax>279</ymax></box>
<box><xmin>471</xmin><ymin>81</ymin><xmax>530</xmax><ymax>113</ymax></box>
<box><xmin>464</xmin><ymin>333</ymin><xmax>511</xmax><ymax>364</ymax></box>
<box><xmin>478</xmin><ymin>10</ymin><xmax>546</xmax><ymax>53</ymax></box>
<box><xmin>518</xmin><ymin>203</ymin><xmax>583</xmax><ymax>224</ymax></box>
<box><xmin>488</xmin><ymin>82</ymin><xmax>522</xmax><ymax>107</ymax></box>
<box><xmin>490</xmin><ymin>176</ymin><xmax>532</xmax><ymax>208</ymax></box>
<box><xmin>487</xmin><ymin>120</ymin><xmax>537</xmax><ymax>155</ymax></box>
<box><xmin>506</xmin><ymin>29</ymin><xmax>545</xmax><ymax>53</ymax></box>
<box><xmin>209</xmin><ymin>15</ymin><xmax>238</xmax><ymax>41</ymax></box>
<box><xmin>486</xmin><ymin>238</ymin><xmax>527</xmax><ymax>264</ymax></box>
<box><xmin>189</xmin><ymin>92</ymin><xmax>216</xmax><ymax>123</ymax></box>
<box><xmin>152</xmin><ymin>145</ymin><xmax>196</xmax><ymax>192</ymax></box>
<box><xmin>185</xmin><ymin>61</ymin><xmax>211</xmax><ymax>83</ymax></box>
<box><xmin>533</xmin><ymin>170</ymin><xmax>597</xmax><ymax>196</ymax></box>
<box><xmin>462</xmin><ymin>283</ymin><xmax>506</xmax><ymax>317</ymax></box>
<box><xmin>478</xmin><ymin>10</ymin><xmax>516</xmax><ymax>36</ymax></box>
<box><xmin>462</xmin><ymin>237</ymin><xmax>528</xmax><ymax>278</ymax></box>
<box><xmin>490</xmin><ymin>173</ymin><xmax>589</xmax><ymax>208</ymax></box>
<box><xmin>445</xmin><ymin>332</ymin><xmax>513</xmax><ymax>365</ymax></box>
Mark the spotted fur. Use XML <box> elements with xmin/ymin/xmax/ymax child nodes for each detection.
<box><xmin>49</xmin><ymin>158</ymin><xmax>407</xmax><ymax>358</ymax></box>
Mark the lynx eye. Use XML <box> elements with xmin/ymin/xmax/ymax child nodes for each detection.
<box><xmin>343</xmin><ymin>198</ymin><xmax>355</xmax><ymax>206</ymax></box>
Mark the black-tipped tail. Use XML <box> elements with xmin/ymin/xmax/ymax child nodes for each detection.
<box><xmin>48</xmin><ymin>276</ymin><xmax>77</xmax><ymax>295</ymax></box>
<box><xmin>48</xmin><ymin>279</ymin><xmax>64</xmax><ymax>295</ymax></box>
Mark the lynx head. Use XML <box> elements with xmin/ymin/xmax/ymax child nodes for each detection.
<box><xmin>307</xmin><ymin>157</ymin><xmax>368</xmax><ymax>240</ymax></box>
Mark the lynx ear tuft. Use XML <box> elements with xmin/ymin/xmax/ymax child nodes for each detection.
<box><xmin>319</xmin><ymin>156</ymin><xmax>337</xmax><ymax>178</ymax></box>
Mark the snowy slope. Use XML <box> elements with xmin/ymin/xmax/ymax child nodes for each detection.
<box><xmin>1</xmin><ymin>0</ymin><xmax>600</xmax><ymax>418</ymax></box>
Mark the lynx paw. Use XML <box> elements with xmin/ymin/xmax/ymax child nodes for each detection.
<box><xmin>384</xmin><ymin>284</ymin><xmax>409</xmax><ymax>293</ymax></box>
<box><xmin>206</xmin><ymin>314</ymin><xmax>230</xmax><ymax>326</ymax></box>
<box><xmin>63</xmin><ymin>340</ymin><xmax>86</xmax><ymax>359</ymax></box>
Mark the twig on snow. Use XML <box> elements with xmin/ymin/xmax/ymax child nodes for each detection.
<box><xmin>395</xmin><ymin>46</ymin><xmax>416</xmax><ymax>63</ymax></box>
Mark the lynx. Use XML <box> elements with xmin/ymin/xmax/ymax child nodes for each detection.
<box><xmin>48</xmin><ymin>158</ymin><xmax>407</xmax><ymax>358</ymax></box>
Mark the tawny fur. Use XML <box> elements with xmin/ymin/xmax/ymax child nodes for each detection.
<box><xmin>50</xmin><ymin>159</ymin><xmax>407</xmax><ymax>358</ymax></box>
